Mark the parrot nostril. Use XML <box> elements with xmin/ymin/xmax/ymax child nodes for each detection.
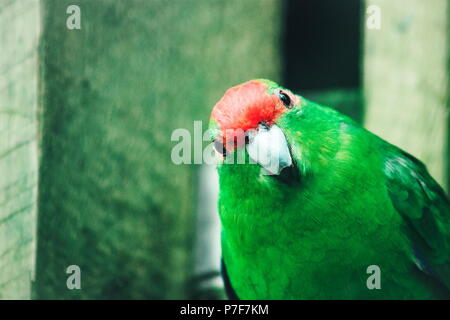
<box><xmin>214</xmin><ymin>139</ymin><xmax>227</xmax><ymax>157</ymax></box>
<box><xmin>258</xmin><ymin>121</ymin><xmax>270</xmax><ymax>130</ymax></box>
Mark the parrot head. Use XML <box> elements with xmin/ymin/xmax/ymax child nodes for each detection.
<box><xmin>209</xmin><ymin>79</ymin><xmax>303</xmax><ymax>176</ymax></box>
<box><xmin>209</xmin><ymin>78</ymin><xmax>348</xmax><ymax>188</ymax></box>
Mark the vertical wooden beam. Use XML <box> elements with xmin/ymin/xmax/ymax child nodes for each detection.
<box><xmin>0</xmin><ymin>0</ymin><xmax>40</xmax><ymax>299</ymax></box>
<box><xmin>364</xmin><ymin>0</ymin><xmax>449</xmax><ymax>190</ymax></box>
<box><xmin>33</xmin><ymin>0</ymin><xmax>282</xmax><ymax>299</ymax></box>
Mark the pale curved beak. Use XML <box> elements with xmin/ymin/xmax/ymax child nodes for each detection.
<box><xmin>246</xmin><ymin>124</ymin><xmax>292</xmax><ymax>175</ymax></box>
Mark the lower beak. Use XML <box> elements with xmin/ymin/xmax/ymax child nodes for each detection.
<box><xmin>246</xmin><ymin>124</ymin><xmax>292</xmax><ymax>175</ymax></box>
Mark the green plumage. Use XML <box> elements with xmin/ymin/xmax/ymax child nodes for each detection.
<box><xmin>213</xmin><ymin>81</ymin><xmax>450</xmax><ymax>299</ymax></box>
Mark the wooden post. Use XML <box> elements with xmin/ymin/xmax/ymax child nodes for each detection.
<box><xmin>364</xmin><ymin>0</ymin><xmax>449</xmax><ymax>191</ymax></box>
<box><xmin>0</xmin><ymin>0</ymin><xmax>40</xmax><ymax>299</ymax></box>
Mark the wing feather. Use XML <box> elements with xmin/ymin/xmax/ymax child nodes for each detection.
<box><xmin>384</xmin><ymin>148</ymin><xmax>450</xmax><ymax>289</ymax></box>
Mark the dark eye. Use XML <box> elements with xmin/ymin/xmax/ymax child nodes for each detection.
<box><xmin>214</xmin><ymin>139</ymin><xmax>227</xmax><ymax>156</ymax></box>
<box><xmin>278</xmin><ymin>90</ymin><xmax>292</xmax><ymax>108</ymax></box>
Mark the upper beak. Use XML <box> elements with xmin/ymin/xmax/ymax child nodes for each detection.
<box><xmin>246</xmin><ymin>124</ymin><xmax>292</xmax><ymax>175</ymax></box>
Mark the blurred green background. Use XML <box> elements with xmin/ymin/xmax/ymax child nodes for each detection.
<box><xmin>0</xmin><ymin>0</ymin><xmax>448</xmax><ymax>299</ymax></box>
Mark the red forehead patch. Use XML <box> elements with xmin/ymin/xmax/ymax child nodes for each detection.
<box><xmin>211</xmin><ymin>80</ymin><xmax>287</xmax><ymax>132</ymax></box>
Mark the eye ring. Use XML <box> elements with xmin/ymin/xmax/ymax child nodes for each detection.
<box><xmin>277</xmin><ymin>90</ymin><xmax>292</xmax><ymax>108</ymax></box>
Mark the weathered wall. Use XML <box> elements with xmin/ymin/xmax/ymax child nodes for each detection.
<box><xmin>364</xmin><ymin>0</ymin><xmax>449</xmax><ymax>191</ymax></box>
<box><xmin>34</xmin><ymin>0</ymin><xmax>282</xmax><ymax>299</ymax></box>
<box><xmin>0</xmin><ymin>0</ymin><xmax>40</xmax><ymax>299</ymax></box>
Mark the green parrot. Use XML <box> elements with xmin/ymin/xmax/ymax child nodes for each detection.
<box><xmin>209</xmin><ymin>79</ymin><xmax>450</xmax><ymax>300</ymax></box>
